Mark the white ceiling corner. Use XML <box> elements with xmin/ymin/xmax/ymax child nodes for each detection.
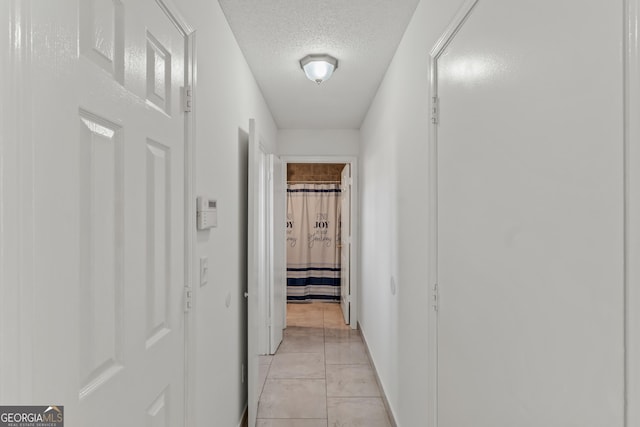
<box><xmin>218</xmin><ymin>0</ymin><xmax>420</xmax><ymax>129</ymax></box>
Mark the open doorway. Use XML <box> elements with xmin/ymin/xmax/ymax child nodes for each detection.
<box><xmin>254</xmin><ymin>156</ymin><xmax>369</xmax><ymax>425</ymax></box>
<box><xmin>280</xmin><ymin>158</ymin><xmax>358</xmax><ymax>332</ymax></box>
<box><xmin>286</xmin><ymin>163</ymin><xmax>344</xmax><ymax>303</ymax></box>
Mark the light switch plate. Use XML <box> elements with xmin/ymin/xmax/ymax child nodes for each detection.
<box><xmin>200</xmin><ymin>257</ymin><xmax>208</xmax><ymax>286</ymax></box>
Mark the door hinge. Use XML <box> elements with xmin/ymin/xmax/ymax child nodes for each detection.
<box><xmin>184</xmin><ymin>286</ymin><xmax>193</xmax><ymax>312</ymax></box>
<box><xmin>432</xmin><ymin>283</ymin><xmax>439</xmax><ymax>311</ymax></box>
<box><xmin>431</xmin><ymin>96</ymin><xmax>439</xmax><ymax>125</ymax></box>
<box><xmin>183</xmin><ymin>85</ymin><xmax>193</xmax><ymax>113</ymax></box>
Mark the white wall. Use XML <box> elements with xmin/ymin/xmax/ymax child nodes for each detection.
<box><xmin>359</xmin><ymin>1</ymin><xmax>464</xmax><ymax>423</ymax></box>
<box><xmin>359</xmin><ymin>0</ymin><xmax>625</xmax><ymax>425</ymax></box>
<box><xmin>177</xmin><ymin>1</ymin><xmax>277</xmax><ymax>426</ymax></box>
<box><xmin>278</xmin><ymin>129</ymin><xmax>359</xmax><ymax>156</ymax></box>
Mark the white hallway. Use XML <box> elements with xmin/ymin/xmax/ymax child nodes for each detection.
<box><xmin>2</xmin><ymin>0</ymin><xmax>640</xmax><ymax>426</ymax></box>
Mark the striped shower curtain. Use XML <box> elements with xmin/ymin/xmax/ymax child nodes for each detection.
<box><xmin>286</xmin><ymin>183</ymin><xmax>341</xmax><ymax>301</ymax></box>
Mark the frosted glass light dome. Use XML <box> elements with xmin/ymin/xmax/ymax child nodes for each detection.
<box><xmin>299</xmin><ymin>54</ymin><xmax>338</xmax><ymax>84</ymax></box>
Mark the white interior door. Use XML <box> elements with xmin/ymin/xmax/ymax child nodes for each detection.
<box><xmin>434</xmin><ymin>1</ymin><xmax>623</xmax><ymax>426</ymax></box>
<box><xmin>6</xmin><ymin>0</ymin><xmax>191</xmax><ymax>425</ymax></box>
<box><xmin>340</xmin><ymin>164</ymin><xmax>351</xmax><ymax>324</ymax></box>
<box><xmin>269</xmin><ymin>154</ymin><xmax>285</xmax><ymax>353</ymax></box>
<box><xmin>77</xmin><ymin>1</ymin><xmax>188</xmax><ymax>425</ymax></box>
<box><xmin>247</xmin><ymin>119</ymin><xmax>260</xmax><ymax>427</ymax></box>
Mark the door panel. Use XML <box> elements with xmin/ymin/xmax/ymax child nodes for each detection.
<box><xmin>77</xmin><ymin>110</ymin><xmax>125</xmax><ymax>400</ymax></box>
<box><xmin>340</xmin><ymin>164</ymin><xmax>351</xmax><ymax>324</ymax></box>
<box><xmin>19</xmin><ymin>0</ymin><xmax>188</xmax><ymax>425</ymax></box>
<box><xmin>435</xmin><ymin>1</ymin><xmax>623</xmax><ymax>426</ymax></box>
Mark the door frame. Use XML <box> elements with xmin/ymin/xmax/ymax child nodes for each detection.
<box><xmin>280</xmin><ymin>156</ymin><xmax>359</xmax><ymax>330</ymax></box>
<box><xmin>339</xmin><ymin>163</ymin><xmax>352</xmax><ymax>324</ymax></box>
<box><xmin>268</xmin><ymin>154</ymin><xmax>286</xmax><ymax>354</ymax></box>
<box><xmin>254</xmin><ymin>148</ymin><xmax>285</xmax><ymax>356</ymax></box>
<box><xmin>625</xmin><ymin>0</ymin><xmax>640</xmax><ymax>424</ymax></box>
<box><xmin>1</xmin><ymin>0</ymin><xmax>36</xmax><ymax>403</ymax></box>
<box><xmin>150</xmin><ymin>1</ymin><xmax>196</xmax><ymax>426</ymax></box>
<box><xmin>426</xmin><ymin>1</ymin><xmax>482</xmax><ymax>426</ymax></box>
<box><xmin>247</xmin><ymin>119</ymin><xmax>277</xmax><ymax>425</ymax></box>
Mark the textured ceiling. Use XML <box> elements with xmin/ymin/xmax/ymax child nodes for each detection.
<box><xmin>218</xmin><ymin>0</ymin><xmax>420</xmax><ymax>129</ymax></box>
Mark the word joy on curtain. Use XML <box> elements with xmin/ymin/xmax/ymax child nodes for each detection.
<box><xmin>286</xmin><ymin>183</ymin><xmax>342</xmax><ymax>301</ymax></box>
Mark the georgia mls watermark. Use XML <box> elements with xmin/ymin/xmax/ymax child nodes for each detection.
<box><xmin>0</xmin><ymin>406</ymin><xmax>63</xmax><ymax>427</ymax></box>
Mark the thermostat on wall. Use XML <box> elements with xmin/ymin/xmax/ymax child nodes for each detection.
<box><xmin>197</xmin><ymin>196</ymin><xmax>217</xmax><ymax>230</ymax></box>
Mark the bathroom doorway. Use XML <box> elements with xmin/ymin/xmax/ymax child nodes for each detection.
<box><xmin>280</xmin><ymin>158</ymin><xmax>358</xmax><ymax>331</ymax></box>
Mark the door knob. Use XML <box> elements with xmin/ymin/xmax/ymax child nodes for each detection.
<box><xmin>244</xmin><ymin>292</ymin><xmax>249</xmax><ymax>298</ymax></box>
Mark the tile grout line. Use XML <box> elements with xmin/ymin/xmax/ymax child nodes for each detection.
<box><xmin>270</xmin><ymin>302</ymin><xmax>377</xmax><ymax>426</ymax></box>
<box><xmin>259</xmin><ymin>356</ymin><xmax>275</xmax><ymax>400</ymax></box>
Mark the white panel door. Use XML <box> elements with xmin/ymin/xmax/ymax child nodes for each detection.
<box><xmin>269</xmin><ymin>154</ymin><xmax>285</xmax><ymax>353</ymax></box>
<box><xmin>340</xmin><ymin>164</ymin><xmax>351</xmax><ymax>324</ymax></box>
<box><xmin>247</xmin><ymin>119</ymin><xmax>260</xmax><ymax>427</ymax></box>
<box><xmin>8</xmin><ymin>1</ymin><xmax>189</xmax><ymax>426</ymax></box>
<box><xmin>77</xmin><ymin>1</ymin><xmax>188</xmax><ymax>425</ymax></box>
<box><xmin>435</xmin><ymin>1</ymin><xmax>623</xmax><ymax>426</ymax></box>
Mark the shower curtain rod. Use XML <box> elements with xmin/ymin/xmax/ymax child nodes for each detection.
<box><xmin>287</xmin><ymin>180</ymin><xmax>341</xmax><ymax>184</ymax></box>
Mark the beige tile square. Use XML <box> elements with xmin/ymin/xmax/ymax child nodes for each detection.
<box><xmin>285</xmin><ymin>326</ymin><xmax>325</xmax><ymax>337</ymax></box>
<box><xmin>257</xmin><ymin>420</ymin><xmax>327</xmax><ymax>427</ymax></box>
<box><xmin>287</xmin><ymin>311</ymin><xmax>325</xmax><ymax>328</ymax></box>
<box><xmin>260</xmin><ymin>355</ymin><xmax>274</xmax><ymax>365</ymax></box>
<box><xmin>322</xmin><ymin>304</ymin><xmax>345</xmax><ymax>316</ymax></box>
<box><xmin>287</xmin><ymin>302</ymin><xmax>324</xmax><ymax>314</ymax></box>
<box><xmin>268</xmin><ymin>352</ymin><xmax>325</xmax><ymax>379</ymax></box>
<box><xmin>278</xmin><ymin>333</ymin><xmax>325</xmax><ymax>353</ymax></box>
<box><xmin>327</xmin><ymin>398</ymin><xmax>391</xmax><ymax>427</ymax></box>
<box><xmin>326</xmin><ymin>365</ymin><xmax>381</xmax><ymax>397</ymax></box>
<box><xmin>258</xmin><ymin>379</ymin><xmax>327</xmax><ymax>419</ymax></box>
<box><xmin>321</xmin><ymin>302</ymin><xmax>342</xmax><ymax>312</ymax></box>
<box><xmin>324</xmin><ymin>327</ymin><xmax>361</xmax><ymax>342</ymax></box>
<box><xmin>325</xmin><ymin>340</ymin><xmax>369</xmax><ymax>365</ymax></box>
<box><xmin>324</xmin><ymin>316</ymin><xmax>350</xmax><ymax>330</ymax></box>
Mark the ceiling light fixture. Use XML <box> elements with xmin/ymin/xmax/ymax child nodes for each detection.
<box><xmin>299</xmin><ymin>54</ymin><xmax>338</xmax><ymax>84</ymax></box>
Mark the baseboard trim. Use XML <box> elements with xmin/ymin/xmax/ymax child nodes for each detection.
<box><xmin>358</xmin><ymin>321</ymin><xmax>399</xmax><ymax>427</ymax></box>
<box><xmin>237</xmin><ymin>404</ymin><xmax>248</xmax><ymax>427</ymax></box>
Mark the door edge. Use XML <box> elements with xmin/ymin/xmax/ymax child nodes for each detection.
<box><xmin>427</xmin><ymin>2</ymin><xmax>481</xmax><ymax>426</ymax></box>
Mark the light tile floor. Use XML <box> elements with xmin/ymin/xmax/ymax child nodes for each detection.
<box><xmin>257</xmin><ymin>302</ymin><xmax>392</xmax><ymax>427</ymax></box>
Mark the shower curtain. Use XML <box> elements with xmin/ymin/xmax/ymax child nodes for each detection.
<box><xmin>286</xmin><ymin>183</ymin><xmax>341</xmax><ymax>301</ymax></box>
